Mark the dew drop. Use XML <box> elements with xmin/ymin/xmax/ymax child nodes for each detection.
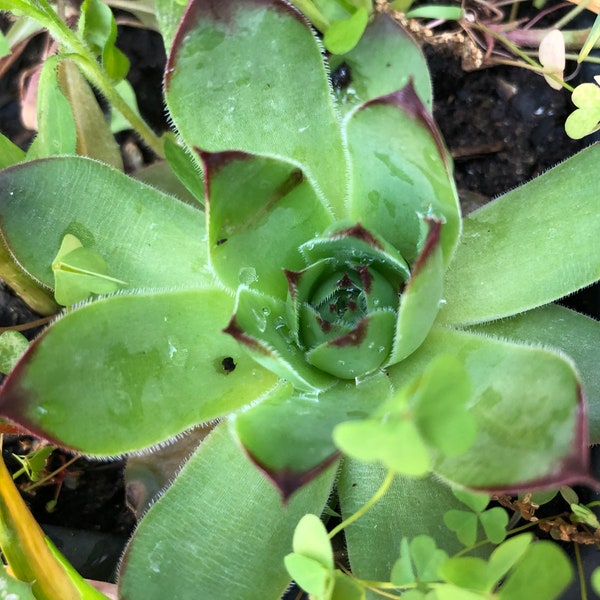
<box><xmin>239</xmin><ymin>267</ymin><xmax>258</xmax><ymax>285</ymax></box>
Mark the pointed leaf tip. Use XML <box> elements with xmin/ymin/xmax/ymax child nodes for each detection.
<box><xmin>363</xmin><ymin>79</ymin><xmax>450</xmax><ymax>171</ymax></box>
<box><xmin>247</xmin><ymin>450</ymin><xmax>341</xmax><ymax>502</ymax></box>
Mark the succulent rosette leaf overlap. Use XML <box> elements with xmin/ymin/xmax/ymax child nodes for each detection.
<box><xmin>0</xmin><ymin>0</ymin><xmax>598</xmax><ymax>597</ymax></box>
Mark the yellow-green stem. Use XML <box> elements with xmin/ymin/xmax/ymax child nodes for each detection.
<box><xmin>328</xmin><ymin>469</ymin><xmax>395</xmax><ymax>539</ymax></box>
<box><xmin>23</xmin><ymin>0</ymin><xmax>165</xmax><ymax>157</ymax></box>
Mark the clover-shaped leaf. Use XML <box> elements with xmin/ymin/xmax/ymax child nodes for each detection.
<box><xmin>391</xmin><ymin>535</ymin><xmax>448</xmax><ymax>587</ymax></box>
<box><xmin>444</xmin><ymin>490</ymin><xmax>508</xmax><ymax>546</ymax></box>
<box><xmin>334</xmin><ymin>355</ymin><xmax>473</xmax><ymax>477</ymax></box>
<box><xmin>52</xmin><ymin>234</ymin><xmax>126</xmax><ymax>306</ymax></box>
<box><xmin>285</xmin><ymin>514</ymin><xmax>364</xmax><ymax>600</ymax></box>
<box><xmin>565</xmin><ymin>82</ymin><xmax>600</xmax><ymax>139</ymax></box>
<box><xmin>285</xmin><ymin>514</ymin><xmax>333</xmax><ymax>596</ymax></box>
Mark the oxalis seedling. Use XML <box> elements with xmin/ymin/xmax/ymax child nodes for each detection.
<box><xmin>0</xmin><ymin>0</ymin><xmax>598</xmax><ymax>599</ymax></box>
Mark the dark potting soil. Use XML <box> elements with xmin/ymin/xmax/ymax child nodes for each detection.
<box><xmin>0</xmin><ymin>17</ymin><xmax>599</xmax><ymax>596</ymax></box>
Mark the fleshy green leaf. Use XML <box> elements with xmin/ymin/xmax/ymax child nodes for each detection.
<box><xmin>0</xmin><ymin>157</ymin><xmax>212</xmax><ymax>290</ymax></box>
<box><xmin>345</xmin><ymin>83</ymin><xmax>460</xmax><ymax>266</ymax></box>
<box><xmin>165</xmin><ymin>0</ymin><xmax>347</xmax><ymax>214</ymax></box>
<box><xmin>163</xmin><ymin>136</ymin><xmax>204</xmax><ymax>204</ymax></box>
<box><xmin>119</xmin><ymin>423</ymin><xmax>337</xmax><ymax>600</ymax></box>
<box><xmin>203</xmin><ymin>152</ymin><xmax>332</xmax><ymax>298</ymax></box>
<box><xmin>440</xmin><ymin>143</ymin><xmax>600</xmax><ymax>325</ymax></box>
<box><xmin>386</xmin><ymin>219</ymin><xmax>445</xmax><ymax>366</ymax></box>
<box><xmin>234</xmin><ymin>373</ymin><xmax>389</xmax><ymax>497</ymax></box>
<box><xmin>225</xmin><ymin>287</ymin><xmax>335</xmax><ymax>392</ymax></box>
<box><xmin>338</xmin><ymin>465</ymin><xmax>465</xmax><ymax>584</ymax></box>
<box><xmin>330</xmin><ymin>14</ymin><xmax>432</xmax><ymax>112</ymax></box>
<box><xmin>0</xmin><ymin>288</ymin><xmax>277</xmax><ymax>455</ymax></box>
<box><xmin>0</xmin><ymin>330</ymin><xmax>28</xmax><ymax>375</ymax></box>
<box><xmin>466</xmin><ymin>303</ymin><xmax>600</xmax><ymax>442</ymax></box>
<box><xmin>388</xmin><ymin>326</ymin><xmax>591</xmax><ymax>489</ymax></box>
<box><xmin>155</xmin><ymin>0</ymin><xmax>187</xmax><ymax>52</ymax></box>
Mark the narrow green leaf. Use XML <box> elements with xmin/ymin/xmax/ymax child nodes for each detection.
<box><xmin>79</xmin><ymin>0</ymin><xmax>129</xmax><ymax>81</ymax></box>
<box><xmin>0</xmin><ymin>30</ymin><xmax>9</xmax><ymax>57</ymax></box>
<box><xmin>406</xmin><ymin>5</ymin><xmax>463</xmax><ymax>19</ymax></box>
<box><xmin>0</xmin><ymin>288</ymin><xmax>277</xmax><ymax>455</ymax></box>
<box><xmin>119</xmin><ymin>423</ymin><xmax>337</xmax><ymax>600</ymax></box>
<box><xmin>58</xmin><ymin>59</ymin><xmax>123</xmax><ymax>169</ymax></box>
<box><xmin>165</xmin><ymin>0</ymin><xmax>347</xmax><ymax>215</ymax></box>
<box><xmin>440</xmin><ymin>143</ymin><xmax>600</xmax><ymax>325</ymax></box>
<box><xmin>28</xmin><ymin>56</ymin><xmax>77</xmax><ymax>159</ymax></box>
<box><xmin>109</xmin><ymin>78</ymin><xmax>142</xmax><ymax>133</ymax></box>
<box><xmin>578</xmin><ymin>12</ymin><xmax>600</xmax><ymax>63</ymax></box>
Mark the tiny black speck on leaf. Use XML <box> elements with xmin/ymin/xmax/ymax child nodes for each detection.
<box><xmin>221</xmin><ymin>357</ymin><xmax>236</xmax><ymax>373</ymax></box>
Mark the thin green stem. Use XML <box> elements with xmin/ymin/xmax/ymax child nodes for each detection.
<box><xmin>574</xmin><ymin>542</ymin><xmax>588</xmax><ymax>600</ymax></box>
<box><xmin>554</xmin><ymin>0</ymin><xmax>594</xmax><ymax>31</ymax></box>
<box><xmin>16</xmin><ymin>0</ymin><xmax>164</xmax><ymax>157</ymax></box>
<box><xmin>475</xmin><ymin>22</ymin><xmax>574</xmax><ymax>92</ymax></box>
<box><xmin>328</xmin><ymin>469</ymin><xmax>395</xmax><ymax>540</ymax></box>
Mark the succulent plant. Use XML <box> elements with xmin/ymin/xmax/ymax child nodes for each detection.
<box><xmin>0</xmin><ymin>0</ymin><xmax>598</xmax><ymax>598</ymax></box>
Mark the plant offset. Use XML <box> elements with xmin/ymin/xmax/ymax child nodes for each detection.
<box><xmin>0</xmin><ymin>0</ymin><xmax>599</xmax><ymax>598</ymax></box>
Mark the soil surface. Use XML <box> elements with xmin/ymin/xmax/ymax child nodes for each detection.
<box><xmin>0</xmin><ymin>12</ymin><xmax>599</xmax><ymax>599</ymax></box>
